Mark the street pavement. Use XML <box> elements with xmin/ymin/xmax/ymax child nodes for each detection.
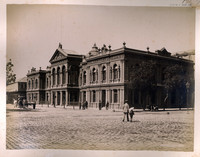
<box><xmin>6</xmin><ymin>104</ymin><xmax>194</xmax><ymax>151</ymax></box>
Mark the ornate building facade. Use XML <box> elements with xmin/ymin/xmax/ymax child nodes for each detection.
<box><xmin>26</xmin><ymin>43</ymin><xmax>194</xmax><ymax>109</ymax></box>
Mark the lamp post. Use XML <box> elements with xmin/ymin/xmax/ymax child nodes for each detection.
<box><xmin>186</xmin><ymin>81</ymin><xmax>190</xmax><ymax>111</ymax></box>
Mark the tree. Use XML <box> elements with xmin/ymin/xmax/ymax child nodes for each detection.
<box><xmin>6</xmin><ymin>59</ymin><xmax>16</xmax><ymax>85</ymax></box>
<box><xmin>129</xmin><ymin>60</ymin><xmax>157</xmax><ymax>110</ymax></box>
<box><xmin>163</xmin><ymin>64</ymin><xmax>187</xmax><ymax>110</ymax></box>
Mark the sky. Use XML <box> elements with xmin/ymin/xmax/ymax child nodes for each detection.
<box><xmin>7</xmin><ymin>5</ymin><xmax>195</xmax><ymax>79</ymax></box>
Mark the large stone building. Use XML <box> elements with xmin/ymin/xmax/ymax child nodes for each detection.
<box><xmin>26</xmin><ymin>43</ymin><xmax>194</xmax><ymax>109</ymax></box>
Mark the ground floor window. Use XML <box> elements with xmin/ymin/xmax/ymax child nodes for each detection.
<box><xmin>83</xmin><ymin>91</ymin><xmax>86</xmax><ymax>102</ymax></box>
<box><xmin>92</xmin><ymin>91</ymin><xmax>96</xmax><ymax>102</ymax></box>
<box><xmin>114</xmin><ymin>89</ymin><xmax>118</xmax><ymax>103</ymax></box>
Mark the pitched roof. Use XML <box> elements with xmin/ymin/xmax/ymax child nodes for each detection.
<box><xmin>49</xmin><ymin>46</ymin><xmax>81</xmax><ymax>63</ymax></box>
<box><xmin>16</xmin><ymin>77</ymin><xmax>27</xmax><ymax>83</ymax></box>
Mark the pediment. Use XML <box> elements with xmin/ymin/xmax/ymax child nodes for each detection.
<box><xmin>49</xmin><ymin>50</ymin><xmax>67</xmax><ymax>63</ymax></box>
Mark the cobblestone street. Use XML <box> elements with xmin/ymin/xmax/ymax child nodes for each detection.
<box><xmin>6</xmin><ymin>104</ymin><xmax>194</xmax><ymax>151</ymax></box>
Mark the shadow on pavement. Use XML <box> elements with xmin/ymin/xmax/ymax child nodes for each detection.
<box><xmin>6</xmin><ymin>108</ymin><xmax>39</xmax><ymax>112</ymax></box>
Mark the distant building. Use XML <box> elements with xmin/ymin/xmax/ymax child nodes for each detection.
<box><xmin>26</xmin><ymin>43</ymin><xmax>83</xmax><ymax>105</ymax></box>
<box><xmin>25</xmin><ymin>43</ymin><xmax>194</xmax><ymax>109</ymax></box>
<box><xmin>6</xmin><ymin>77</ymin><xmax>27</xmax><ymax>103</ymax></box>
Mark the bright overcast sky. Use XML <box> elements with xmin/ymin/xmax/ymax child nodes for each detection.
<box><xmin>7</xmin><ymin>5</ymin><xmax>195</xmax><ymax>79</ymax></box>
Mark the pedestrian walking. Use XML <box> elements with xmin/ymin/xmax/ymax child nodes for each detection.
<box><xmin>13</xmin><ymin>99</ymin><xmax>17</xmax><ymax>108</ymax></box>
<box><xmin>129</xmin><ymin>107</ymin><xmax>134</xmax><ymax>122</ymax></box>
<box><xmin>122</xmin><ymin>100</ymin><xmax>129</xmax><ymax>122</ymax></box>
<box><xmin>85</xmin><ymin>101</ymin><xmax>88</xmax><ymax>109</ymax></box>
<box><xmin>18</xmin><ymin>98</ymin><xmax>23</xmax><ymax>108</ymax></box>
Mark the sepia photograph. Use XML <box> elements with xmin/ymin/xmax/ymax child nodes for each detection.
<box><xmin>4</xmin><ymin>3</ymin><xmax>197</xmax><ymax>154</ymax></box>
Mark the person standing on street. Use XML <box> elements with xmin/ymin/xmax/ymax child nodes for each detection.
<box><xmin>129</xmin><ymin>107</ymin><xmax>134</xmax><ymax>122</ymax></box>
<box><xmin>122</xmin><ymin>100</ymin><xmax>129</xmax><ymax>122</ymax></box>
<box><xmin>106</xmin><ymin>101</ymin><xmax>109</xmax><ymax>110</ymax></box>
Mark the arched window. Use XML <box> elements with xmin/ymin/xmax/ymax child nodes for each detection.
<box><xmin>57</xmin><ymin>67</ymin><xmax>60</xmax><ymax>85</ymax></box>
<box><xmin>110</xmin><ymin>67</ymin><xmax>112</xmax><ymax>81</ymax></box>
<box><xmin>92</xmin><ymin>68</ymin><xmax>96</xmax><ymax>82</ymax></box>
<box><xmin>32</xmin><ymin>80</ymin><xmax>34</xmax><ymax>89</ymax></box>
<box><xmin>28</xmin><ymin>80</ymin><xmax>31</xmax><ymax>89</ymax></box>
<box><xmin>62</xmin><ymin>66</ymin><xmax>66</xmax><ymax>84</ymax></box>
<box><xmin>35</xmin><ymin>79</ymin><xmax>38</xmax><ymax>89</ymax></box>
<box><xmin>113</xmin><ymin>64</ymin><xmax>118</xmax><ymax>80</ymax></box>
<box><xmin>102</xmin><ymin>66</ymin><xmax>106</xmax><ymax>82</ymax></box>
<box><xmin>52</xmin><ymin>68</ymin><xmax>55</xmax><ymax>85</ymax></box>
<box><xmin>83</xmin><ymin>71</ymin><xmax>86</xmax><ymax>85</ymax></box>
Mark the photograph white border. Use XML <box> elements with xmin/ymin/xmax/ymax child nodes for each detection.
<box><xmin>0</xmin><ymin>0</ymin><xmax>200</xmax><ymax>157</ymax></box>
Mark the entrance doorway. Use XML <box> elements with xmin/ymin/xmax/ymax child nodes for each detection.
<box><xmin>53</xmin><ymin>92</ymin><xmax>55</xmax><ymax>105</ymax></box>
<box><xmin>102</xmin><ymin>90</ymin><xmax>106</xmax><ymax>107</ymax></box>
<box><xmin>57</xmin><ymin>92</ymin><xmax>60</xmax><ymax>105</ymax></box>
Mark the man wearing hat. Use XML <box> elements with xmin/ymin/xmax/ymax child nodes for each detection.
<box><xmin>122</xmin><ymin>100</ymin><xmax>129</xmax><ymax>122</ymax></box>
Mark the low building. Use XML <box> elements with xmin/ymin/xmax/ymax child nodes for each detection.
<box><xmin>6</xmin><ymin>77</ymin><xmax>27</xmax><ymax>103</ymax></box>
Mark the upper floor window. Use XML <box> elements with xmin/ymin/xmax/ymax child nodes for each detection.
<box><xmin>52</xmin><ymin>68</ymin><xmax>56</xmax><ymax>85</ymax></box>
<box><xmin>102</xmin><ymin>66</ymin><xmax>106</xmax><ymax>82</ymax></box>
<box><xmin>92</xmin><ymin>68</ymin><xmax>96</xmax><ymax>82</ymax></box>
<box><xmin>35</xmin><ymin>79</ymin><xmax>38</xmax><ymax>89</ymax></box>
<box><xmin>57</xmin><ymin>67</ymin><xmax>60</xmax><ymax>85</ymax></box>
<box><xmin>28</xmin><ymin>80</ymin><xmax>31</xmax><ymax>89</ymax></box>
<box><xmin>62</xmin><ymin>66</ymin><xmax>66</xmax><ymax>84</ymax></box>
<box><xmin>110</xmin><ymin>67</ymin><xmax>112</xmax><ymax>81</ymax></box>
<box><xmin>113</xmin><ymin>64</ymin><xmax>118</xmax><ymax>80</ymax></box>
<box><xmin>32</xmin><ymin>80</ymin><xmax>34</xmax><ymax>89</ymax></box>
<box><xmin>83</xmin><ymin>71</ymin><xmax>86</xmax><ymax>85</ymax></box>
<box><xmin>69</xmin><ymin>66</ymin><xmax>78</xmax><ymax>85</ymax></box>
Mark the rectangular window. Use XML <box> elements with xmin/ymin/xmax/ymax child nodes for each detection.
<box><xmin>93</xmin><ymin>91</ymin><xmax>96</xmax><ymax>102</ymax></box>
<box><xmin>114</xmin><ymin>90</ymin><xmax>118</xmax><ymax>103</ymax></box>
